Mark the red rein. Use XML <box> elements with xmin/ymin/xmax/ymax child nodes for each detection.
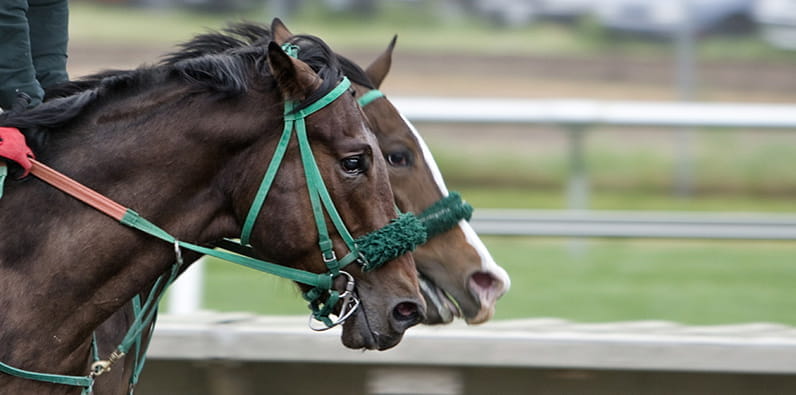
<box><xmin>0</xmin><ymin>126</ymin><xmax>126</xmax><ymax>219</ymax></box>
<box><xmin>29</xmin><ymin>158</ymin><xmax>127</xmax><ymax>221</ymax></box>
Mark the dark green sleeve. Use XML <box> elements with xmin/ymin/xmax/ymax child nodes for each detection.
<box><xmin>28</xmin><ymin>0</ymin><xmax>69</xmax><ymax>91</ymax></box>
<box><xmin>0</xmin><ymin>0</ymin><xmax>44</xmax><ymax>109</ymax></box>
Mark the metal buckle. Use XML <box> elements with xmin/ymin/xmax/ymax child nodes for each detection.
<box><xmin>308</xmin><ymin>271</ymin><xmax>360</xmax><ymax>331</ymax></box>
<box><xmin>322</xmin><ymin>250</ymin><xmax>337</xmax><ymax>263</ymax></box>
<box><xmin>173</xmin><ymin>240</ymin><xmax>184</xmax><ymax>267</ymax></box>
<box><xmin>355</xmin><ymin>250</ymin><xmax>370</xmax><ymax>269</ymax></box>
<box><xmin>89</xmin><ymin>350</ymin><xmax>125</xmax><ymax>378</ymax></box>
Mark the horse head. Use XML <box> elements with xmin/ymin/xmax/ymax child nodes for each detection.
<box><xmin>273</xmin><ymin>19</ymin><xmax>510</xmax><ymax>325</ymax></box>
<box><xmin>242</xmin><ymin>39</ymin><xmax>426</xmax><ymax>349</ymax></box>
<box><xmin>357</xmin><ymin>41</ymin><xmax>510</xmax><ymax>324</ymax></box>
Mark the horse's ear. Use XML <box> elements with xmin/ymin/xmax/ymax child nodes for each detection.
<box><xmin>267</xmin><ymin>41</ymin><xmax>321</xmax><ymax>100</ymax></box>
<box><xmin>365</xmin><ymin>35</ymin><xmax>397</xmax><ymax>89</ymax></box>
<box><xmin>271</xmin><ymin>18</ymin><xmax>293</xmax><ymax>45</ymax></box>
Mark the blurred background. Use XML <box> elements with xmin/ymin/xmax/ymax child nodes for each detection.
<box><xmin>68</xmin><ymin>0</ymin><xmax>796</xmax><ymax>326</ymax></box>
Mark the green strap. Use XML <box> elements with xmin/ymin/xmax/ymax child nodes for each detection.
<box><xmin>0</xmin><ymin>361</ymin><xmax>93</xmax><ymax>391</ymax></box>
<box><xmin>239</xmin><ymin>116</ymin><xmax>293</xmax><ymax>246</ymax></box>
<box><xmin>239</xmin><ymin>77</ymin><xmax>352</xmax><ymax>251</ymax></box>
<box><xmin>281</xmin><ymin>43</ymin><xmax>299</xmax><ymax>58</ymax></box>
<box><xmin>357</xmin><ymin>89</ymin><xmax>384</xmax><ymax>107</ymax></box>
<box><xmin>89</xmin><ymin>296</ymin><xmax>147</xmax><ymax>392</ymax></box>
<box><xmin>91</xmin><ymin>333</ymin><xmax>99</xmax><ymax>363</ymax></box>
<box><xmin>129</xmin><ymin>296</ymin><xmax>149</xmax><ymax>391</ymax></box>
<box><xmin>286</xmin><ymin>77</ymin><xmax>352</xmax><ymax>121</ymax></box>
<box><xmin>121</xmin><ymin>210</ymin><xmax>332</xmax><ymax>290</ymax></box>
<box><xmin>116</xmin><ymin>255</ymin><xmax>180</xmax><ymax>355</ymax></box>
<box><xmin>294</xmin><ymin>111</ymin><xmax>359</xmax><ymax>266</ymax></box>
<box><xmin>0</xmin><ymin>163</ymin><xmax>6</xmax><ymax>199</ymax></box>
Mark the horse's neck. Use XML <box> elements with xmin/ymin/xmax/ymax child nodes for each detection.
<box><xmin>0</xmin><ymin>103</ymin><xmax>244</xmax><ymax>374</ymax></box>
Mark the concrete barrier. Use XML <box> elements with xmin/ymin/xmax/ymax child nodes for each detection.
<box><xmin>136</xmin><ymin>313</ymin><xmax>796</xmax><ymax>394</ymax></box>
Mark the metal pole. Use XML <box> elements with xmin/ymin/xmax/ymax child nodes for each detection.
<box><xmin>566</xmin><ymin>125</ymin><xmax>589</xmax><ymax>211</ymax></box>
<box><xmin>566</xmin><ymin>125</ymin><xmax>589</xmax><ymax>255</ymax></box>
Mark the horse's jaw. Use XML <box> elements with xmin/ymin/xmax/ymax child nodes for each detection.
<box><xmin>418</xmin><ymin>268</ymin><xmax>509</xmax><ymax>326</ymax></box>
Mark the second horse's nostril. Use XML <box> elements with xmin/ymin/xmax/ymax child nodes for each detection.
<box><xmin>471</xmin><ymin>271</ymin><xmax>496</xmax><ymax>290</ymax></box>
<box><xmin>393</xmin><ymin>301</ymin><xmax>420</xmax><ymax>323</ymax></box>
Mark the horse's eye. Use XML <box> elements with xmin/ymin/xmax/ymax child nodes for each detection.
<box><xmin>386</xmin><ymin>151</ymin><xmax>411</xmax><ymax>167</ymax></box>
<box><xmin>341</xmin><ymin>155</ymin><xmax>367</xmax><ymax>174</ymax></box>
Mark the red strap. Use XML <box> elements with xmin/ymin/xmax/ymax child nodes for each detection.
<box><xmin>0</xmin><ymin>127</ymin><xmax>34</xmax><ymax>177</ymax></box>
<box><xmin>0</xmin><ymin>126</ymin><xmax>126</xmax><ymax>219</ymax></box>
<box><xmin>29</xmin><ymin>158</ymin><xmax>128</xmax><ymax>221</ymax></box>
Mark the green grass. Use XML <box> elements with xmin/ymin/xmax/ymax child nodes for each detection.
<box><xmin>200</xmin><ymin>259</ymin><xmax>308</xmax><ymax>314</ymax></box>
<box><xmin>169</xmin><ymin>237</ymin><xmax>796</xmax><ymax>326</ymax></box>
<box><xmin>486</xmin><ymin>237</ymin><xmax>796</xmax><ymax>325</ymax></box>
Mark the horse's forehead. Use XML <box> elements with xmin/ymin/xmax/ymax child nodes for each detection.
<box><xmin>309</xmin><ymin>95</ymin><xmax>374</xmax><ymax>145</ymax></box>
<box><xmin>362</xmin><ymin>100</ymin><xmax>414</xmax><ymax>144</ymax></box>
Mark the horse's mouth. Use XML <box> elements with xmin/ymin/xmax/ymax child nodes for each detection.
<box><xmin>418</xmin><ymin>273</ymin><xmax>461</xmax><ymax>325</ymax></box>
<box><xmin>341</xmin><ymin>300</ymin><xmax>405</xmax><ymax>351</ymax></box>
<box><xmin>419</xmin><ymin>270</ymin><xmax>507</xmax><ymax>325</ymax></box>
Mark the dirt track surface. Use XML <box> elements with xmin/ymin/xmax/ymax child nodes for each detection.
<box><xmin>68</xmin><ymin>41</ymin><xmax>796</xmax><ymax>103</ymax></box>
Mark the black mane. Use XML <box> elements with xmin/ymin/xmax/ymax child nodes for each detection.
<box><xmin>160</xmin><ymin>22</ymin><xmax>273</xmax><ymax>66</ymax></box>
<box><xmin>1</xmin><ymin>21</ymin><xmax>350</xmax><ymax>153</ymax></box>
<box><xmin>1</xmin><ymin>54</ymin><xmax>255</xmax><ymax>152</ymax></box>
<box><xmin>337</xmin><ymin>55</ymin><xmax>375</xmax><ymax>90</ymax></box>
<box><xmin>160</xmin><ymin>22</ymin><xmax>375</xmax><ymax>96</ymax></box>
<box><xmin>162</xmin><ymin>22</ymin><xmax>353</xmax><ymax>109</ymax></box>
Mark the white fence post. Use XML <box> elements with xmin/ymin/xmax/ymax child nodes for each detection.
<box><xmin>167</xmin><ymin>256</ymin><xmax>205</xmax><ymax>314</ymax></box>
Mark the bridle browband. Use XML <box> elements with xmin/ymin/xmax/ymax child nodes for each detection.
<box><xmin>0</xmin><ymin>46</ymin><xmax>473</xmax><ymax>393</ymax></box>
<box><xmin>356</xmin><ymin>89</ymin><xmax>385</xmax><ymax>107</ymax></box>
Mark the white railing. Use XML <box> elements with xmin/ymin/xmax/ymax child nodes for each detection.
<box><xmin>397</xmin><ymin>97</ymin><xmax>796</xmax><ymax>209</ymax></box>
<box><xmin>471</xmin><ymin>209</ymin><xmax>796</xmax><ymax>240</ymax></box>
<box><xmin>391</xmin><ymin>97</ymin><xmax>796</xmax><ymax>128</ymax></box>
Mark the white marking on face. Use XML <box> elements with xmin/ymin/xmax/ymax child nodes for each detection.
<box><xmin>400</xmin><ymin>114</ymin><xmax>510</xmax><ymax>290</ymax></box>
<box><xmin>459</xmin><ymin>220</ymin><xmax>511</xmax><ymax>290</ymax></box>
<box><xmin>400</xmin><ymin>113</ymin><xmax>449</xmax><ymax>195</ymax></box>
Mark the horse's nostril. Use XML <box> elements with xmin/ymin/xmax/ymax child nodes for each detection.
<box><xmin>393</xmin><ymin>301</ymin><xmax>420</xmax><ymax>323</ymax></box>
<box><xmin>471</xmin><ymin>271</ymin><xmax>496</xmax><ymax>290</ymax></box>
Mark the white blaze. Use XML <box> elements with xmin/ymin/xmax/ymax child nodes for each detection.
<box><xmin>400</xmin><ymin>114</ymin><xmax>511</xmax><ymax>290</ymax></box>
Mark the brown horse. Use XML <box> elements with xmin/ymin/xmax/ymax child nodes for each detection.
<box><xmin>330</xmin><ymin>31</ymin><xmax>511</xmax><ymax>325</ymax></box>
<box><xmin>0</xmin><ymin>34</ymin><xmax>423</xmax><ymax>393</ymax></box>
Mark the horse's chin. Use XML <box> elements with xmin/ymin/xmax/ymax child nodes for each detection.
<box><xmin>341</xmin><ymin>308</ymin><xmax>405</xmax><ymax>351</ymax></box>
<box><xmin>418</xmin><ymin>274</ymin><xmax>460</xmax><ymax>325</ymax></box>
